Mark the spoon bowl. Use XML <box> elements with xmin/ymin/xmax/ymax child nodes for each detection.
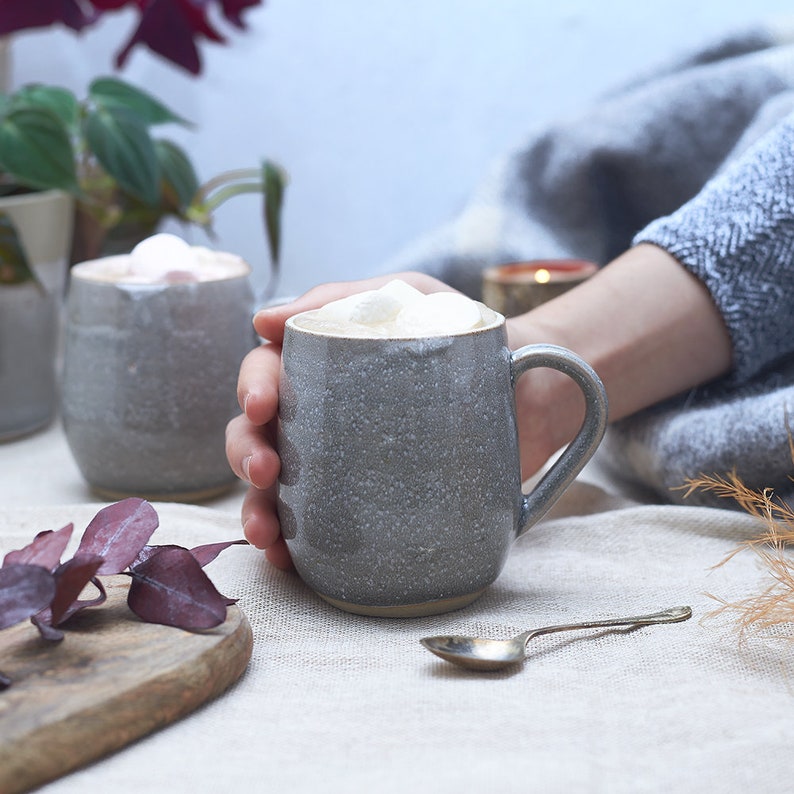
<box><xmin>420</xmin><ymin>605</ymin><xmax>692</xmax><ymax>672</ymax></box>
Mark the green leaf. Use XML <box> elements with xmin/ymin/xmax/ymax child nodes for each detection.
<box><xmin>0</xmin><ymin>107</ymin><xmax>78</xmax><ymax>192</ymax></box>
<box><xmin>84</xmin><ymin>107</ymin><xmax>161</xmax><ymax>206</ymax></box>
<box><xmin>12</xmin><ymin>84</ymin><xmax>80</xmax><ymax>130</ymax></box>
<box><xmin>155</xmin><ymin>139</ymin><xmax>200</xmax><ymax>212</ymax></box>
<box><xmin>262</xmin><ymin>160</ymin><xmax>287</xmax><ymax>266</ymax></box>
<box><xmin>89</xmin><ymin>77</ymin><xmax>191</xmax><ymax>128</ymax></box>
<box><xmin>0</xmin><ymin>212</ymin><xmax>40</xmax><ymax>288</ymax></box>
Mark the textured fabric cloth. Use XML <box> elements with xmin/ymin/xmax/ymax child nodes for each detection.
<box><xmin>612</xmin><ymin>97</ymin><xmax>794</xmax><ymax>506</ymax></box>
<box><xmin>4</xmin><ymin>399</ymin><xmax>794</xmax><ymax>791</ymax></box>
<box><xmin>5</xmin><ymin>488</ymin><xmax>794</xmax><ymax>794</ymax></box>
<box><xmin>635</xmin><ymin>108</ymin><xmax>794</xmax><ymax>385</ymax></box>
<box><xmin>383</xmin><ymin>20</ymin><xmax>794</xmax><ymax>509</ymax></box>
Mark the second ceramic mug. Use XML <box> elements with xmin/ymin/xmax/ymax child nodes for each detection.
<box><xmin>61</xmin><ymin>258</ymin><xmax>257</xmax><ymax>501</ymax></box>
<box><xmin>277</xmin><ymin>307</ymin><xmax>608</xmax><ymax>617</ymax></box>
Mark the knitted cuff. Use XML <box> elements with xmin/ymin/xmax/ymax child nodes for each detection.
<box><xmin>633</xmin><ymin>112</ymin><xmax>794</xmax><ymax>384</ymax></box>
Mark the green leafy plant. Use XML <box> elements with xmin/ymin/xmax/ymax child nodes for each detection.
<box><xmin>0</xmin><ymin>76</ymin><xmax>286</xmax><ymax>291</ymax></box>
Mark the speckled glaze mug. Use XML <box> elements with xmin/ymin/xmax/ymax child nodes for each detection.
<box><xmin>277</xmin><ymin>307</ymin><xmax>608</xmax><ymax>617</ymax></box>
<box><xmin>61</xmin><ymin>260</ymin><xmax>257</xmax><ymax>501</ymax></box>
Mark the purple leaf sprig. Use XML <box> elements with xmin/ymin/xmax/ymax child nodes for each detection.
<box><xmin>0</xmin><ymin>498</ymin><xmax>247</xmax><ymax>689</ymax></box>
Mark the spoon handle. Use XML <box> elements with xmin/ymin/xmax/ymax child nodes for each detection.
<box><xmin>520</xmin><ymin>605</ymin><xmax>692</xmax><ymax>645</ymax></box>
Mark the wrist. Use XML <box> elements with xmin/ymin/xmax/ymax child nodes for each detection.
<box><xmin>501</xmin><ymin>243</ymin><xmax>732</xmax><ymax>480</ymax></box>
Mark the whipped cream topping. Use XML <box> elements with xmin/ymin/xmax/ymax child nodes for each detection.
<box><xmin>72</xmin><ymin>233</ymin><xmax>250</xmax><ymax>284</ymax></box>
<box><xmin>295</xmin><ymin>280</ymin><xmax>499</xmax><ymax>338</ymax></box>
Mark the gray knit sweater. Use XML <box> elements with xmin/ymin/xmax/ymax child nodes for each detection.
<box><xmin>384</xmin><ymin>21</ymin><xmax>794</xmax><ymax>508</ymax></box>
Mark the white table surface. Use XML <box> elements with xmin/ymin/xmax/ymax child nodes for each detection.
<box><xmin>0</xmin><ymin>417</ymin><xmax>248</xmax><ymax>512</ymax></box>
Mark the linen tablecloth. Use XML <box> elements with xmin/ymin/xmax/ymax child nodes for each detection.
<box><xmin>2</xmin><ymin>421</ymin><xmax>794</xmax><ymax>792</ymax></box>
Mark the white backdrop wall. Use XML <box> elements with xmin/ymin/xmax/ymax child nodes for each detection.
<box><xmin>8</xmin><ymin>0</ymin><xmax>794</xmax><ymax>298</ymax></box>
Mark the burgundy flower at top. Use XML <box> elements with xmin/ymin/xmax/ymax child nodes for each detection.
<box><xmin>115</xmin><ymin>0</ymin><xmax>226</xmax><ymax>75</ymax></box>
<box><xmin>0</xmin><ymin>0</ymin><xmax>96</xmax><ymax>34</ymax></box>
<box><xmin>86</xmin><ymin>0</ymin><xmax>135</xmax><ymax>9</ymax></box>
<box><xmin>87</xmin><ymin>0</ymin><xmax>141</xmax><ymax>7</ymax></box>
<box><xmin>0</xmin><ymin>0</ymin><xmax>263</xmax><ymax>75</ymax></box>
<box><xmin>215</xmin><ymin>0</ymin><xmax>261</xmax><ymax>27</ymax></box>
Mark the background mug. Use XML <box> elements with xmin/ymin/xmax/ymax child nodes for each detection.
<box><xmin>62</xmin><ymin>257</ymin><xmax>257</xmax><ymax>501</ymax></box>
<box><xmin>277</xmin><ymin>308</ymin><xmax>608</xmax><ymax>616</ymax></box>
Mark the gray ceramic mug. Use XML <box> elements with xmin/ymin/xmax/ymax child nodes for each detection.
<box><xmin>277</xmin><ymin>307</ymin><xmax>608</xmax><ymax>617</ymax></box>
<box><xmin>61</xmin><ymin>258</ymin><xmax>257</xmax><ymax>501</ymax></box>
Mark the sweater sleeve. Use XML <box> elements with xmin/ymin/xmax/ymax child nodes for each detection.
<box><xmin>633</xmin><ymin>110</ymin><xmax>794</xmax><ymax>384</ymax></box>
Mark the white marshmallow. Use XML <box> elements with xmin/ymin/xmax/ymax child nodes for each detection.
<box><xmin>349</xmin><ymin>291</ymin><xmax>403</xmax><ymax>324</ymax></box>
<box><xmin>304</xmin><ymin>280</ymin><xmax>488</xmax><ymax>338</ymax></box>
<box><xmin>130</xmin><ymin>233</ymin><xmax>198</xmax><ymax>280</ymax></box>
<box><xmin>315</xmin><ymin>282</ymin><xmax>408</xmax><ymax>326</ymax></box>
<box><xmin>394</xmin><ymin>292</ymin><xmax>483</xmax><ymax>336</ymax></box>
<box><xmin>72</xmin><ymin>235</ymin><xmax>250</xmax><ymax>284</ymax></box>
<box><xmin>315</xmin><ymin>292</ymin><xmax>376</xmax><ymax>324</ymax></box>
<box><xmin>377</xmin><ymin>279</ymin><xmax>425</xmax><ymax>306</ymax></box>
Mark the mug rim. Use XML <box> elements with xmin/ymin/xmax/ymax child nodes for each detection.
<box><xmin>285</xmin><ymin>303</ymin><xmax>504</xmax><ymax>340</ymax></box>
<box><xmin>70</xmin><ymin>254</ymin><xmax>252</xmax><ymax>287</ymax></box>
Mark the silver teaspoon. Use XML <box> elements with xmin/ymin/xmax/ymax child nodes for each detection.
<box><xmin>420</xmin><ymin>605</ymin><xmax>692</xmax><ymax>672</ymax></box>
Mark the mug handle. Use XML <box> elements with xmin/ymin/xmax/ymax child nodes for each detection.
<box><xmin>511</xmin><ymin>344</ymin><xmax>608</xmax><ymax>537</ymax></box>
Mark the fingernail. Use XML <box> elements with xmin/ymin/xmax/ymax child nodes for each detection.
<box><xmin>242</xmin><ymin>455</ymin><xmax>253</xmax><ymax>483</ymax></box>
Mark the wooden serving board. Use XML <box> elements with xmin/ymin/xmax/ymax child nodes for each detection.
<box><xmin>0</xmin><ymin>575</ymin><xmax>253</xmax><ymax>794</ymax></box>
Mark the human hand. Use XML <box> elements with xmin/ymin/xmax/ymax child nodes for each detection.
<box><xmin>225</xmin><ymin>272</ymin><xmax>455</xmax><ymax>569</ymax></box>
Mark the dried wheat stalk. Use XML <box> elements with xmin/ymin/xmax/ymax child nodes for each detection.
<box><xmin>681</xmin><ymin>458</ymin><xmax>794</xmax><ymax>636</ymax></box>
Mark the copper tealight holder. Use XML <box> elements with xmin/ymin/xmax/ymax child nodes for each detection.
<box><xmin>482</xmin><ymin>259</ymin><xmax>598</xmax><ymax>317</ymax></box>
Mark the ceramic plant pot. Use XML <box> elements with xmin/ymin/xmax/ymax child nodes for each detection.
<box><xmin>0</xmin><ymin>190</ymin><xmax>74</xmax><ymax>441</ymax></box>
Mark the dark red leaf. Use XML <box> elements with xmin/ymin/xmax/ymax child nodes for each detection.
<box><xmin>0</xmin><ymin>0</ymin><xmax>264</xmax><ymax>74</ymax></box>
<box><xmin>2</xmin><ymin>524</ymin><xmax>74</xmax><ymax>571</ymax></box>
<box><xmin>115</xmin><ymin>0</ymin><xmax>225</xmax><ymax>75</ymax></box>
<box><xmin>32</xmin><ymin>568</ymin><xmax>107</xmax><ymax>640</ymax></box>
<box><xmin>49</xmin><ymin>555</ymin><xmax>106</xmax><ymax>625</ymax></box>
<box><xmin>0</xmin><ymin>565</ymin><xmax>56</xmax><ymax>630</ymax></box>
<box><xmin>132</xmin><ymin>541</ymin><xmax>243</xmax><ymax>606</ymax></box>
<box><xmin>76</xmin><ymin>498</ymin><xmax>159</xmax><ymax>575</ymax></box>
<box><xmin>217</xmin><ymin>0</ymin><xmax>261</xmax><ymax>27</ymax></box>
<box><xmin>190</xmin><ymin>539</ymin><xmax>248</xmax><ymax>568</ymax></box>
<box><xmin>81</xmin><ymin>576</ymin><xmax>108</xmax><ymax>609</ymax></box>
<box><xmin>0</xmin><ymin>0</ymin><xmax>94</xmax><ymax>36</ymax></box>
<box><xmin>127</xmin><ymin>547</ymin><xmax>228</xmax><ymax>630</ymax></box>
<box><xmin>89</xmin><ymin>0</ymin><xmax>138</xmax><ymax>9</ymax></box>
<box><xmin>30</xmin><ymin>615</ymin><xmax>64</xmax><ymax>642</ymax></box>
<box><xmin>134</xmin><ymin>540</ymin><xmax>247</xmax><ymax>569</ymax></box>
<box><xmin>132</xmin><ymin>543</ymin><xmax>178</xmax><ymax>568</ymax></box>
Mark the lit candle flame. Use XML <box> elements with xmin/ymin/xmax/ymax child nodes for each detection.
<box><xmin>534</xmin><ymin>268</ymin><xmax>551</xmax><ymax>284</ymax></box>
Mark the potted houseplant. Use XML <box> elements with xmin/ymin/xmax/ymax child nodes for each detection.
<box><xmin>0</xmin><ymin>1</ymin><xmax>283</xmax><ymax>441</ymax></box>
<box><xmin>0</xmin><ymin>76</ymin><xmax>286</xmax><ymax>440</ymax></box>
<box><xmin>0</xmin><ymin>76</ymin><xmax>286</xmax><ymax>276</ymax></box>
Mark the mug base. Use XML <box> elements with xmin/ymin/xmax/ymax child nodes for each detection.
<box><xmin>89</xmin><ymin>481</ymin><xmax>237</xmax><ymax>504</ymax></box>
<box><xmin>316</xmin><ymin>588</ymin><xmax>486</xmax><ymax>617</ymax></box>
<box><xmin>0</xmin><ymin>414</ymin><xmax>52</xmax><ymax>443</ymax></box>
